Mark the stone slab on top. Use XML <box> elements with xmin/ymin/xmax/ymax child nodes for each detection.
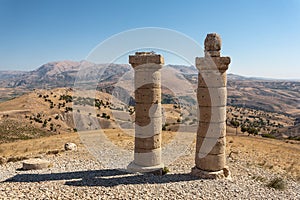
<box><xmin>129</xmin><ymin>52</ymin><xmax>164</xmax><ymax>67</ymax></box>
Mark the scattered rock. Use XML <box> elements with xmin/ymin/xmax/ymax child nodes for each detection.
<box><xmin>0</xmin><ymin>157</ymin><xmax>7</xmax><ymax>165</ymax></box>
<box><xmin>223</xmin><ymin>166</ymin><xmax>231</xmax><ymax>178</ymax></box>
<box><xmin>64</xmin><ymin>143</ymin><xmax>77</xmax><ymax>151</ymax></box>
<box><xmin>22</xmin><ymin>158</ymin><xmax>52</xmax><ymax>170</ymax></box>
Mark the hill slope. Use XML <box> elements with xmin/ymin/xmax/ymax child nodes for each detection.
<box><xmin>0</xmin><ymin>60</ymin><xmax>299</xmax><ymax>118</ymax></box>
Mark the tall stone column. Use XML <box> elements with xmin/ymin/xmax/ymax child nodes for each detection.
<box><xmin>127</xmin><ymin>52</ymin><xmax>164</xmax><ymax>174</ymax></box>
<box><xmin>191</xmin><ymin>33</ymin><xmax>231</xmax><ymax>179</ymax></box>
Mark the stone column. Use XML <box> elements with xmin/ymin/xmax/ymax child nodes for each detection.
<box><xmin>191</xmin><ymin>33</ymin><xmax>231</xmax><ymax>179</ymax></box>
<box><xmin>127</xmin><ymin>52</ymin><xmax>164</xmax><ymax>174</ymax></box>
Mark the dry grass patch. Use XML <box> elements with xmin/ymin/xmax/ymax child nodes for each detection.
<box><xmin>103</xmin><ymin>129</ymin><xmax>177</xmax><ymax>150</ymax></box>
<box><xmin>227</xmin><ymin>135</ymin><xmax>300</xmax><ymax>178</ymax></box>
<box><xmin>0</xmin><ymin>132</ymin><xmax>80</xmax><ymax>158</ymax></box>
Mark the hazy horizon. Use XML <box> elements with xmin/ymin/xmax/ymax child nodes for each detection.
<box><xmin>1</xmin><ymin>59</ymin><xmax>299</xmax><ymax>81</ymax></box>
<box><xmin>0</xmin><ymin>0</ymin><xmax>299</xmax><ymax>79</ymax></box>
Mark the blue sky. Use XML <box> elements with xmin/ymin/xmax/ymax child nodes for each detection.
<box><xmin>0</xmin><ymin>0</ymin><xmax>299</xmax><ymax>79</ymax></box>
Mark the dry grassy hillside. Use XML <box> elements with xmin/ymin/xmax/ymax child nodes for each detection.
<box><xmin>226</xmin><ymin>106</ymin><xmax>296</xmax><ymax>139</ymax></box>
<box><xmin>1</xmin><ymin>62</ymin><xmax>299</xmax><ymax>120</ymax></box>
<box><xmin>227</xmin><ymin>80</ymin><xmax>300</xmax><ymax>116</ymax></box>
<box><xmin>0</xmin><ymin>88</ymin><xmax>123</xmax><ymax>143</ymax></box>
<box><xmin>0</xmin><ymin>87</ymin><xmax>298</xmax><ymax>143</ymax></box>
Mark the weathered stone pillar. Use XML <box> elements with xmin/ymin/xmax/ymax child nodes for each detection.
<box><xmin>191</xmin><ymin>33</ymin><xmax>231</xmax><ymax>179</ymax></box>
<box><xmin>127</xmin><ymin>52</ymin><xmax>164</xmax><ymax>174</ymax></box>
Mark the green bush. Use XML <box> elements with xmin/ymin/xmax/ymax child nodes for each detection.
<box><xmin>162</xmin><ymin>167</ymin><xmax>170</xmax><ymax>175</ymax></box>
<box><xmin>288</xmin><ymin>136</ymin><xmax>300</xmax><ymax>141</ymax></box>
<box><xmin>247</xmin><ymin>126</ymin><xmax>258</xmax><ymax>135</ymax></box>
<box><xmin>261</xmin><ymin>133</ymin><xmax>276</xmax><ymax>139</ymax></box>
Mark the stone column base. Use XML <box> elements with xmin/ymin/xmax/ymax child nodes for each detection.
<box><xmin>127</xmin><ymin>162</ymin><xmax>164</xmax><ymax>175</ymax></box>
<box><xmin>191</xmin><ymin>166</ymin><xmax>231</xmax><ymax>179</ymax></box>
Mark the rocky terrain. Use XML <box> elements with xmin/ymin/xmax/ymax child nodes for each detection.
<box><xmin>0</xmin><ymin>132</ymin><xmax>299</xmax><ymax>199</ymax></box>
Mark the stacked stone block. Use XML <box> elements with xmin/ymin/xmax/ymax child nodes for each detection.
<box><xmin>127</xmin><ymin>52</ymin><xmax>164</xmax><ymax>173</ymax></box>
<box><xmin>191</xmin><ymin>33</ymin><xmax>231</xmax><ymax>179</ymax></box>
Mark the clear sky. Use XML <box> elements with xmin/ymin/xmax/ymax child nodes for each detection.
<box><xmin>0</xmin><ymin>0</ymin><xmax>299</xmax><ymax>79</ymax></box>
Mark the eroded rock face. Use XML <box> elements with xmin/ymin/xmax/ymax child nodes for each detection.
<box><xmin>64</xmin><ymin>143</ymin><xmax>77</xmax><ymax>151</ymax></box>
<box><xmin>22</xmin><ymin>158</ymin><xmax>51</xmax><ymax>170</ymax></box>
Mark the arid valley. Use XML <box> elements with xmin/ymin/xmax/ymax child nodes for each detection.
<box><xmin>0</xmin><ymin>61</ymin><xmax>299</xmax><ymax>199</ymax></box>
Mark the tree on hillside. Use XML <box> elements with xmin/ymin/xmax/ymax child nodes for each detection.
<box><xmin>230</xmin><ymin>120</ymin><xmax>240</xmax><ymax>135</ymax></box>
<box><xmin>247</xmin><ymin>126</ymin><xmax>258</xmax><ymax>136</ymax></box>
<box><xmin>241</xmin><ymin>125</ymin><xmax>248</xmax><ymax>134</ymax></box>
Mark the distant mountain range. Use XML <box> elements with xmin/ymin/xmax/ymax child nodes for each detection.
<box><xmin>0</xmin><ymin>60</ymin><xmax>299</xmax><ymax>117</ymax></box>
<box><xmin>0</xmin><ymin>61</ymin><xmax>130</xmax><ymax>89</ymax></box>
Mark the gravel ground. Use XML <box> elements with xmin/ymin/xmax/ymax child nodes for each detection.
<box><xmin>0</xmin><ymin>146</ymin><xmax>299</xmax><ymax>200</ymax></box>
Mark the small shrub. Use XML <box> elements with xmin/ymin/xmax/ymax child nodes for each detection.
<box><xmin>46</xmin><ymin>149</ymin><xmax>61</xmax><ymax>155</ymax></box>
<box><xmin>267</xmin><ymin>177</ymin><xmax>285</xmax><ymax>190</ymax></box>
<box><xmin>42</xmin><ymin>119</ymin><xmax>48</xmax><ymax>127</ymax></box>
<box><xmin>65</xmin><ymin>107</ymin><xmax>73</xmax><ymax>113</ymax></box>
<box><xmin>50</xmin><ymin>123</ymin><xmax>54</xmax><ymax>131</ymax></box>
<box><xmin>261</xmin><ymin>133</ymin><xmax>276</xmax><ymax>139</ymax></box>
<box><xmin>288</xmin><ymin>136</ymin><xmax>300</xmax><ymax>141</ymax></box>
<box><xmin>162</xmin><ymin>167</ymin><xmax>170</xmax><ymax>175</ymax></box>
